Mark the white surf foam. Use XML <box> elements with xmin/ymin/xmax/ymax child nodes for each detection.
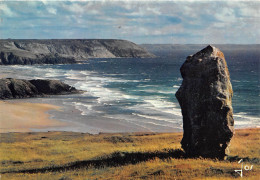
<box><xmin>144</xmin><ymin>99</ymin><xmax>182</xmax><ymax>117</ymax></box>
<box><xmin>132</xmin><ymin>113</ymin><xmax>175</xmax><ymax>123</ymax></box>
<box><xmin>72</xmin><ymin>102</ymin><xmax>93</xmax><ymax>116</ymax></box>
<box><xmin>233</xmin><ymin>112</ymin><xmax>259</xmax><ymax>128</ymax></box>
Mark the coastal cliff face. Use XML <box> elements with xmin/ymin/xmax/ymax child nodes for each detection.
<box><xmin>0</xmin><ymin>39</ymin><xmax>155</xmax><ymax>65</ymax></box>
<box><xmin>0</xmin><ymin>78</ymin><xmax>79</xmax><ymax>99</ymax></box>
<box><xmin>176</xmin><ymin>45</ymin><xmax>234</xmax><ymax>159</ymax></box>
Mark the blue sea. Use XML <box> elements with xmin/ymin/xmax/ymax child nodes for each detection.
<box><xmin>1</xmin><ymin>46</ymin><xmax>259</xmax><ymax>133</ymax></box>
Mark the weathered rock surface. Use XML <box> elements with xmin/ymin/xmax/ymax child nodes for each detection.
<box><xmin>175</xmin><ymin>45</ymin><xmax>234</xmax><ymax>159</ymax></box>
<box><xmin>0</xmin><ymin>39</ymin><xmax>155</xmax><ymax>65</ymax></box>
<box><xmin>0</xmin><ymin>78</ymin><xmax>79</xmax><ymax>99</ymax></box>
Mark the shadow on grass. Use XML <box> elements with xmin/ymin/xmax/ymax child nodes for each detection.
<box><xmin>3</xmin><ymin>149</ymin><xmax>259</xmax><ymax>174</ymax></box>
<box><xmin>2</xmin><ymin>149</ymin><xmax>185</xmax><ymax>174</ymax></box>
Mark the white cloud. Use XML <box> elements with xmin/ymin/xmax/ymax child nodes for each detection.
<box><xmin>212</xmin><ymin>22</ymin><xmax>226</xmax><ymax>28</ymax></box>
<box><xmin>239</xmin><ymin>2</ymin><xmax>260</xmax><ymax>18</ymax></box>
<box><xmin>62</xmin><ymin>3</ymin><xmax>85</xmax><ymax>14</ymax></box>
<box><xmin>215</xmin><ymin>7</ymin><xmax>236</xmax><ymax>23</ymax></box>
<box><xmin>47</xmin><ymin>7</ymin><xmax>57</xmax><ymax>14</ymax></box>
<box><xmin>41</xmin><ymin>0</ymin><xmax>49</xmax><ymax>5</ymax></box>
<box><xmin>0</xmin><ymin>0</ymin><xmax>259</xmax><ymax>43</ymax></box>
<box><xmin>61</xmin><ymin>2</ymin><xmax>102</xmax><ymax>16</ymax></box>
<box><xmin>0</xmin><ymin>4</ymin><xmax>16</xmax><ymax>17</ymax></box>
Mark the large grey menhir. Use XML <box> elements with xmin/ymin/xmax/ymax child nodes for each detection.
<box><xmin>175</xmin><ymin>45</ymin><xmax>234</xmax><ymax>159</ymax></box>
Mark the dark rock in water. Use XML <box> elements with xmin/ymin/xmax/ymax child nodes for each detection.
<box><xmin>6</xmin><ymin>79</ymin><xmax>38</xmax><ymax>98</ymax></box>
<box><xmin>175</xmin><ymin>45</ymin><xmax>234</xmax><ymax>159</ymax></box>
<box><xmin>29</xmin><ymin>79</ymin><xmax>76</xmax><ymax>95</ymax></box>
<box><xmin>0</xmin><ymin>78</ymin><xmax>79</xmax><ymax>99</ymax></box>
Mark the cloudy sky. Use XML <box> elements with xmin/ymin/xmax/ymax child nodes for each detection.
<box><xmin>0</xmin><ymin>0</ymin><xmax>259</xmax><ymax>44</ymax></box>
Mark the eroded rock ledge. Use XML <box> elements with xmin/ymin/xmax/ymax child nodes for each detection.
<box><xmin>176</xmin><ymin>45</ymin><xmax>234</xmax><ymax>159</ymax></box>
<box><xmin>0</xmin><ymin>78</ymin><xmax>79</xmax><ymax>99</ymax></box>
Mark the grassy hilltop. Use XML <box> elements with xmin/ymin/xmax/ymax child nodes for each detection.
<box><xmin>0</xmin><ymin>128</ymin><xmax>259</xmax><ymax>179</ymax></box>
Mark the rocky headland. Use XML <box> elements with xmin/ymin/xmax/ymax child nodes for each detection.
<box><xmin>0</xmin><ymin>78</ymin><xmax>79</xmax><ymax>99</ymax></box>
<box><xmin>176</xmin><ymin>45</ymin><xmax>234</xmax><ymax>159</ymax></box>
<box><xmin>0</xmin><ymin>39</ymin><xmax>155</xmax><ymax>65</ymax></box>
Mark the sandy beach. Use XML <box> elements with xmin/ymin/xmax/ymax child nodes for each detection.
<box><xmin>0</xmin><ymin>101</ymin><xmax>67</xmax><ymax>133</ymax></box>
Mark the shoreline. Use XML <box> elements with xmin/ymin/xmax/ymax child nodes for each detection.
<box><xmin>0</xmin><ymin>99</ymin><xmax>258</xmax><ymax>134</ymax></box>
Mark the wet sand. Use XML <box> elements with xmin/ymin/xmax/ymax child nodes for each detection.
<box><xmin>0</xmin><ymin>101</ymin><xmax>67</xmax><ymax>133</ymax></box>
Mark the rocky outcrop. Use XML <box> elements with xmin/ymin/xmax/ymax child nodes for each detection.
<box><xmin>0</xmin><ymin>39</ymin><xmax>155</xmax><ymax>65</ymax></box>
<box><xmin>0</xmin><ymin>78</ymin><xmax>79</xmax><ymax>99</ymax></box>
<box><xmin>175</xmin><ymin>45</ymin><xmax>234</xmax><ymax>159</ymax></box>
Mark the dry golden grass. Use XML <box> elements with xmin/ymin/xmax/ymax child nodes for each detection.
<box><xmin>0</xmin><ymin>128</ymin><xmax>259</xmax><ymax>179</ymax></box>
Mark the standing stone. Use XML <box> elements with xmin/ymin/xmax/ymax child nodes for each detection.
<box><xmin>176</xmin><ymin>45</ymin><xmax>234</xmax><ymax>159</ymax></box>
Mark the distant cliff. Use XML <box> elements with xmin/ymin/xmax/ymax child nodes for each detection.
<box><xmin>0</xmin><ymin>39</ymin><xmax>155</xmax><ymax>65</ymax></box>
